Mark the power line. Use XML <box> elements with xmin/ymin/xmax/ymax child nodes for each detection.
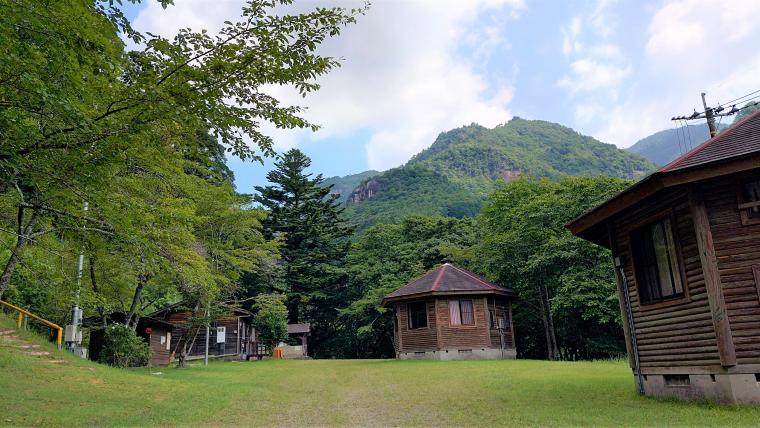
<box><xmin>716</xmin><ymin>88</ymin><xmax>760</xmax><ymax>108</ymax></box>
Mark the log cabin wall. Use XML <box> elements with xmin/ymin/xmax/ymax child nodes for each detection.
<box><xmin>148</xmin><ymin>326</ymin><xmax>171</xmax><ymax>366</ymax></box>
<box><xmin>702</xmin><ymin>173</ymin><xmax>760</xmax><ymax>366</ymax></box>
<box><xmin>166</xmin><ymin>311</ymin><xmax>245</xmax><ymax>358</ymax></box>
<box><xmin>609</xmin><ymin>187</ymin><xmax>722</xmax><ymax>369</ymax></box>
<box><xmin>397</xmin><ymin>300</ymin><xmax>438</xmax><ymax>352</ymax></box>
<box><xmin>436</xmin><ymin>298</ymin><xmax>490</xmax><ymax>349</ymax></box>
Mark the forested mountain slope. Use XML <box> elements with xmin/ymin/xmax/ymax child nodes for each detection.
<box><xmin>337</xmin><ymin>118</ymin><xmax>655</xmax><ymax>230</ymax></box>
<box><xmin>626</xmin><ymin>122</ymin><xmax>727</xmax><ymax>166</ymax></box>
<box><xmin>323</xmin><ymin>170</ymin><xmax>380</xmax><ymax>203</ymax></box>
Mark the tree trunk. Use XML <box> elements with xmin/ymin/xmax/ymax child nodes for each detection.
<box><xmin>538</xmin><ymin>282</ymin><xmax>559</xmax><ymax>360</ymax></box>
<box><xmin>0</xmin><ymin>205</ymin><xmax>39</xmax><ymax>299</ymax></box>
<box><xmin>178</xmin><ymin>326</ymin><xmax>201</xmax><ymax>368</ymax></box>
<box><xmin>125</xmin><ymin>274</ymin><xmax>146</xmax><ymax>329</ymax></box>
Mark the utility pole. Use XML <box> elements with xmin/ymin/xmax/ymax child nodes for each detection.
<box><xmin>66</xmin><ymin>201</ymin><xmax>88</xmax><ymax>356</ymax></box>
<box><xmin>701</xmin><ymin>92</ymin><xmax>717</xmax><ymax>138</ymax></box>
<box><xmin>204</xmin><ymin>301</ymin><xmax>210</xmax><ymax>366</ymax></box>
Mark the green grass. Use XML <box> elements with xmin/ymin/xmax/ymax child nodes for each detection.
<box><xmin>2</xmin><ymin>316</ymin><xmax>760</xmax><ymax>426</ymax></box>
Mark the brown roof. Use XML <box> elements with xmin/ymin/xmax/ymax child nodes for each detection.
<box><xmin>287</xmin><ymin>323</ymin><xmax>311</xmax><ymax>334</ymax></box>
<box><xmin>567</xmin><ymin>109</ymin><xmax>760</xmax><ymax>246</ymax></box>
<box><xmin>383</xmin><ymin>263</ymin><xmax>516</xmax><ymax>305</ymax></box>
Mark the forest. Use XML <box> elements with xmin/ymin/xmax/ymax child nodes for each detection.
<box><xmin>1</xmin><ymin>0</ymin><xmax>635</xmax><ymax>362</ymax></box>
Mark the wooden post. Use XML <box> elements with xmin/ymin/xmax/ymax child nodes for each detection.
<box><xmin>434</xmin><ymin>299</ymin><xmax>443</xmax><ymax>351</ymax></box>
<box><xmin>689</xmin><ymin>188</ymin><xmax>736</xmax><ymax>367</ymax></box>
<box><xmin>607</xmin><ymin>223</ymin><xmax>635</xmax><ymax>369</ymax></box>
<box><xmin>484</xmin><ymin>297</ymin><xmax>491</xmax><ymax>348</ymax></box>
<box><xmin>16</xmin><ymin>312</ymin><xmax>23</xmax><ymax>329</ymax></box>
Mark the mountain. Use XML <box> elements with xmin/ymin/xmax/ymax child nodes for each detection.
<box><xmin>323</xmin><ymin>170</ymin><xmax>380</xmax><ymax>203</ymax></box>
<box><xmin>337</xmin><ymin>117</ymin><xmax>656</xmax><ymax>230</ymax></box>
<box><xmin>626</xmin><ymin>122</ymin><xmax>728</xmax><ymax>166</ymax></box>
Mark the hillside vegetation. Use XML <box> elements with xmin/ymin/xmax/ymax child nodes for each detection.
<box><xmin>2</xmin><ymin>316</ymin><xmax>759</xmax><ymax>426</ymax></box>
<box><xmin>626</xmin><ymin>122</ymin><xmax>726</xmax><ymax>165</ymax></box>
<box><xmin>341</xmin><ymin>118</ymin><xmax>655</xmax><ymax>229</ymax></box>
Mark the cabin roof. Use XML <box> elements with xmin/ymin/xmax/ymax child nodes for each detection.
<box><xmin>566</xmin><ymin>109</ymin><xmax>760</xmax><ymax>246</ymax></box>
<box><xmin>383</xmin><ymin>263</ymin><xmax>516</xmax><ymax>305</ymax></box>
<box><xmin>146</xmin><ymin>302</ymin><xmax>252</xmax><ymax>319</ymax></box>
<box><xmin>287</xmin><ymin>323</ymin><xmax>311</xmax><ymax>334</ymax></box>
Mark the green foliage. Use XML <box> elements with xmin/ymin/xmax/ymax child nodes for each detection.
<box><xmin>252</xmin><ymin>293</ymin><xmax>289</xmax><ymax>351</ymax></box>
<box><xmin>254</xmin><ymin>149</ymin><xmax>354</xmax><ymax>356</ymax></box>
<box><xmin>734</xmin><ymin>101</ymin><xmax>760</xmax><ymax>123</ymax></box>
<box><xmin>99</xmin><ymin>324</ymin><xmax>151</xmax><ymax>368</ymax></box>
<box><xmin>474</xmin><ymin>175</ymin><xmax>631</xmax><ymax>360</ymax></box>
<box><xmin>0</xmin><ymin>0</ymin><xmax>353</xmax><ymax>331</ymax></box>
<box><xmin>343</xmin><ymin>118</ymin><xmax>655</xmax><ymax>230</ymax></box>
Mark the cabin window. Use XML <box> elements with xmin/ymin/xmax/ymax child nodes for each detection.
<box><xmin>739</xmin><ymin>179</ymin><xmax>760</xmax><ymax>224</ymax></box>
<box><xmin>407</xmin><ymin>302</ymin><xmax>428</xmax><ymax>329</ymax></box>
<box><xmin>631</xmin><ymin>217</ymin><xmax>684</xmax><ymax>305</ymax></box>
<box><xmin>449</xmin><ymin>299</ymin><xmax>475</xmax><ymax>326</ymax></box>
<box><xmin>489</xmin><ymin>309</ymin><xmax>497</xmax><ymax>328</ymax></box>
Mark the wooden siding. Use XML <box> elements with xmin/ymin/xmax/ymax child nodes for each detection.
<box><xmin>395</xmin><ymin>297</ymin><xmax>515</xmax><ymax>353</ymax></box>
<box><xmin>148</xmin><ymin>326</ymin><xmax>171</xmax><ymax>367</ymax></box>
<box><xmin>610</xmin><ymin>188</ymin><xmax>721</xmax><ymax>368</ymax></box>
<box><xmin>397</xmin><ymin>301</ymin><xmax>438</xmax><ymax>352</ymax></box>
<box><xmin>167</xmin><ymin>311</ymin><xmax>248</xmax><ymax>359</ymax></box>
<box><xmin>702</xmin><ymin>174</ymin><xmax>760</xmax><ymax>365</ymax></box>
<box><xmin>436</xmin><ymin>298</ymin><xmax>490</xmax><ymax>349</ymax></box>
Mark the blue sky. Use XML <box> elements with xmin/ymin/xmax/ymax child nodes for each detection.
<box><xmin>125</xmin><ymin>0</ymin><xmax>760</xmax><ymax>193</ymax></box>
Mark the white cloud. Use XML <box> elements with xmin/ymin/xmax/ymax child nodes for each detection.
<box><xmin>558</xmin><ymin>59</ymin><xmax>630</xmax><ymax>92</ymax></box>
<box><xmin>132</xmin><ymin>0</ymin><xmax>522</xmax><ymax>171</ymax></box>
<box><xmin>557</xmin><ymin>0</ymin><xmax>629</xmax><ymax>95</ymax></box>
<box><xmin>591</xmin><ymin>0</ymin><xmax>760</xmax><ymax>148</ymax></box>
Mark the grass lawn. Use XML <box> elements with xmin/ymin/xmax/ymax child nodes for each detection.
<box><xmin>2</xmin><ymin>318</ymin><xmax>760</xmax><ymax>426</ymax></box>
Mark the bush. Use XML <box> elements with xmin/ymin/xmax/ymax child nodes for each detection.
<box><xmin>99</xmin><ymin>324</ymin><xmax>150</xmax><ymax>368</ymax></box>
<box><xmin>252</xmin><ymin>293</ymin><xmax>288</xmax><ymax>351</ymax></box>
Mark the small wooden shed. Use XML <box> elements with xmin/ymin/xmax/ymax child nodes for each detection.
<box><xmin>147</xmin><ymin>304</ymin><xmax>256</xmax><ymax>362</ymax></box>
<box><xmin>86</xmin><ymin>314</ymin><xmax>173</xmax><ymax>367</ymax></box>
<box><xmin>383</xmin><ymin>263</ymin><xmax>517</xmax><ymax>360</ymax></box>
<box><xmin>567</xmin><ymin>110</ymin><xmax>760</xmax><ymax>404</ymax></box>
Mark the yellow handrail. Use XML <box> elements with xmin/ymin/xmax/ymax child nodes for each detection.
<box><xmin>0</xmin><ymin>300</ymin><xmax>63</xmax><ymax>350</ymax></box>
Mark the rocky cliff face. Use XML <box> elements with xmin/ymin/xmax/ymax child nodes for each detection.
<box><xmin>347</xmin><ymin>179</ymin><xmax>383</xmax><ymax>204</ymax></box>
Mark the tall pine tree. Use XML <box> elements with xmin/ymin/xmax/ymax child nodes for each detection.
<box><xmin>255</xmin><ymin>149</ymin><xmax>353</xmax><ymax>356</ymax></box>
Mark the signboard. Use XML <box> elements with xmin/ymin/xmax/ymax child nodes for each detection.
<box><xmin>216</xmin><ymin>326</ymin><xmax>226</xmax><ymax>343</ymax></box>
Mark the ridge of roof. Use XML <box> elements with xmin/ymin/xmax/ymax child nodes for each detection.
<box><xmin>448</xmin><ymin>263</ymin><xmax>499</xmax><ymax>290</ymax></box>
<box><xmin>660</xmin><ymin>109</ymin><xmax>760</xmax><ymax>172</ymax></box>
<box><xmin>431</xmin><ymin>264</ymin><xmax>447</xmax><ymax>291</ymax></box>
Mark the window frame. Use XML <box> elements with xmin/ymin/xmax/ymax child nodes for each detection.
<box><xmin>627</xmin><ymin>210</ymin><xmax>689</xmax><ymax>308</ymax></box>
<box><xmin>737</xmin><ymin>177</ymin><xmax>760</xmax><ymax>226</ymax></box>
<box><xmin>406</xmin><ymin>301</ymin><xmax>429</xmax><ymax>330</ymax></box>
<box><xmin>448</xmin><ymin>299</ymin><xmax>476</xmax><ymax>327</ymax></box>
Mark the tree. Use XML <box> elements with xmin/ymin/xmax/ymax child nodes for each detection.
<box><xmin>254</xmin><ymin>149</ymin><xmax>354</xmax><ymax>356</ymax></box>
<box><xmin>252</xmin><ymin>293</ymin><xmax>288</xmax><ymax>351</ymax></box>
<box><xmin>0</xmin><ymin>0</ymin><xmax>363</xmax><ymax>299</ymax></box>
<box><xmin>475</xmin><ymin>176</ymin><xmax>630</xmax><ymax>360</ymax></box>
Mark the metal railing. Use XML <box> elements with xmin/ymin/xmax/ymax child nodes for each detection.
<box><xmin>0</xmin><ymin>300</ymin><xmax>63</xmax><ymax>350</ymax></box>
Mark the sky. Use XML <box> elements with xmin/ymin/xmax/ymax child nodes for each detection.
<box><xmin>124</xmin><ymin>0</ymin><xmax>760</xmax><ymax>192</ymax></box>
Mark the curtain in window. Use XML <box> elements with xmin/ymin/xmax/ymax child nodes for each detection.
<box><xmin>460</xmin><ymin>300</ymin><xmax>474</xmax><ymax>325</ymax></box>
<box><xmin>449</xmin><ymin>300</ymin><xmax>461</xmax><ymax>325</ymax></box>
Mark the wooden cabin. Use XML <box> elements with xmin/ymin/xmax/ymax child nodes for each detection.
<box><xmin>147</xmin><ymin>304</ymin><xmax>258</xmax><ymax>362</ymax></box>
<box><xmin>567</xmin><ymin>110</ymin><xmax>760</xmax><ymax>404</ymax></box>
<box><xmin>87</xmin><ymin>314</ymin><xmax>174</xmax><ymax>367</ymax></box>
<box><xmin>383</xmin><ymin>263</ymin><xmax>517</xmax><ymax>360</ymax></box>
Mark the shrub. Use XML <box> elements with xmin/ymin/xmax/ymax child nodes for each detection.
<box><xmin>99</xmin><ymin>323</ymin><xmax>150</xmax><ymax>368</ymax></box>
<box><xmin>252</xmin><ymin>293</ymin><xmax>288</xmax><ymax>351</ymax></box>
